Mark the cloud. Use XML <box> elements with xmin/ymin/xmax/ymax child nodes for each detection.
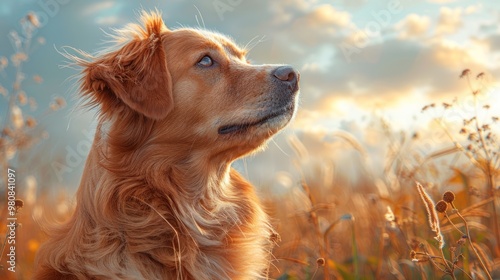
<box><xmin>464</xmin><ymin>4</ymin><xmax>482</xmax><ymax>15</ymax></box>
<box><xmin>79</xmin><ymin>1</ymin><xmax>125</xmax><ymax>26</ymax></box>
<box><xmin>485</xmin><ymin>34</ymin><xmax>500</xmax><ymax>51</ymax></box>
<box><xmin>82</xmin><ymin>1</ymin><xmax>115</xmax><ymax>16</ymax></box>
<box><xmin>230</xmin><ymin>1</ymin><xmax>489</xmax><ymax>115</ymax></box>
<box><xmin>294</xmin><ymin>37</ymin><xmax>488</xmax><ymax>116</ymax></box>
<box><xmin>96</xmin><ymin>16</ymin><xmax>120</xmax><ymax>25</ymax></box>
<box><xmin>480</xmin><ymin>22</ymin><xmax>499</xmax><ymax>33</ymax></box>
<box><xmin>273</xmin><ymin>4</ymin><xmax>353</xmax><ymax>47</ymax></box>
<box><xmin>427</xmin><ymin>0</ymin><xmax>457</xmax><ymax>3</ymax></box>
<box><xmin>339</xmin><ymin>0</ymin><xmax>366</xmax><ymax>9</ymax></box>
<box><xmin>437</xmin><ymin>7</ymin><xmax>462</xmax><ymax>35</ymax></box>
<box><xmin>302</xmin><ymin>4</ymin><xmax>351</xmax><ymax>28</ymax></box>
<box><xmin>238</xmin><ymin>3</ymin><xmax>349</xmax><ymax>65</ymax></box>
<box><xmin>396</xmin><ymin>14</ymin><xmax>431</xmax><ymax>39</ymax></box>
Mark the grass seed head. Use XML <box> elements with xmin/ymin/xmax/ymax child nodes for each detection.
<box><xmin>435</xmin><ymin>200</ymin><xmax>448</xmax><ymax>213</ymax></box>
<box><xmin>26</xmin><ymin>12</ymin><xmax>40</xmax><ymax>28</ymax></box>
<box><xmin>26</xmin><ymin>117</ymin><xmax>37</xmax><ymax>128</ymax></box>
<box><xmin>410</xmin><ymin>250</ymin><xmax>417</xmax><ymax>259</ymax></box>
<box><xmin>456</xmin><ymin>236</ymin><xmax>467</xmax><ymax>246</ymax></box>
<box><xmin>460</xmin><ymin>69</ymin><xmax>470</xmax><ymax>78</ymax></box>
<box><xmin>443</xmin><ymin>191</ymin><xmax>455</xmax><ymax>203</ymax></box>
<box><xmin>416</xmin><ymin>182</ymin><xmax>445</xmax><ymax>248</ymax></box>
<box><xmin>15</xmin><ymin>199</ymin><xmax>24</xmax><ymax>211</ymax></box>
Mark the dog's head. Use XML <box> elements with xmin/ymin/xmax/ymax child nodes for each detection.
<box><xmin>78</xmin><ymin>11</ymin><xmax>299</xmax><ymax>161</ymax></box>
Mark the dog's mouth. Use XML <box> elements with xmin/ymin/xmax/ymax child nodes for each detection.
<box><xmin>218</xmin><ymin>103</ymin><xmax>295</xmax><ymax>135</ymax></box>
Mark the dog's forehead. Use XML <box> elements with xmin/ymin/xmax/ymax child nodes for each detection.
<box><xmin>169</xmin><ymin>28</ymin><xmax>247</xmax><ymax>59</ymax></box>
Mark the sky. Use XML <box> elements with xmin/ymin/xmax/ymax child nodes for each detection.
<box><xmin>1</xmin><ymin>0</ymin><xmax>500</xmax><ymax>192</ymax></box>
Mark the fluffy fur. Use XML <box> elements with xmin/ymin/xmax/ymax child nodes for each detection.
<box><xmin>34</xmin><ymin>10</ymin><xmax>299</xmax><ymax>280</ymax></box>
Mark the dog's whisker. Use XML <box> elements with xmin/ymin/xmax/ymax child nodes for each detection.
<box><xmin>246</xmin><ymin>35</ymin><xmax>267</xmax><ymax>54</ymax></box>
<box><xmin>174</xmin><ymin>22</ymin><xmax>186</xmax><ymax>29</ymax></box>
<box><xmin>244</xmin><ymin>35</ymin><xmax>260</xmax><ymax>51</ymax></box>
<box><xmin>271</xmin><ymin>138</ymin><xmax>290</xmax><ymax>157</ymax></box>
<box><xmin>193</xmin><ymin>5</ymin><xmax>206</xmax><ymax>29</ymax></box>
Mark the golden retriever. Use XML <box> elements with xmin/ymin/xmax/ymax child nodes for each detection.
<box><xmin>34</xmin><ymin>10</ymin><xmax>299</xmax><ymax>280</ymax></box>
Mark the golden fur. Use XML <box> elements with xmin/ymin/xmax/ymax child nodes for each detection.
<box><xmin>34</xmin><ymin>11</ymin><xmax>299</xmax><ymax>280</ymax></box>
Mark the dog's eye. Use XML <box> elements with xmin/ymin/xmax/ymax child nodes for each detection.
<box><xmin>197</xmin><ymin>55</ymin><xmax>213</xmax><ymax>67</ymax></box>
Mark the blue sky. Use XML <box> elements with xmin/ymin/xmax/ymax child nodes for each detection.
<box><xmin>1</xmin><ymin>0</ymin><xmax>500</xmax><ymax>191</ymax></box>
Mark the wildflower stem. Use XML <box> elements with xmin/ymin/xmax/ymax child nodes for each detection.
<box><xmin>452</xmin><ymin>265</ymin><xmax>473</xmax><ymax>280</ymax></box>
<box><xmin>443</xmin><ymin>213</ymin><xmax>466</xmax><ymax>236</ymax></box>
<box><xmin>420</xmin><ymin>249</ymin><xmax>448</xmax><ymax>274</ymax></box>
<box><xmin>469</xmin><ymin>75</ymin><xmax>500</xmax><ymax>254</ymax></box>
<box><xmin>435</xmin><ymin>119</ymin><xmax>480</xmax><ymax>167</ymax></box>
<box><xmin>374</xmin><ymin>228</ymin><xmax>384</xmax><ymax>279</ymax></box>
<box><xmin>471</xmin><ymin>77</ymin><xmax>492</xmax><ymax>162</ymax></box>
<box><xmin>451</xmin><ymin>203</ymin><xmax>492</xmax><ymax>280</ymax></box>
<box><xmin>300</xmin><ymin>180</ymin><xmax>330</xmax><ymax>280</ymax></box>
<box><xmin>486</xmin><ymin>171</ymin><xmax>500</xmax><ymax>256</ymax></box>
<box><xmin>311</xmin><ymin>266</ymin><xmax>319</xmax><ymax>280</ymax></box>
<box><xmin>439</xmin><ymin>247</ymin><xmax>455</xmax><ymax>279</ymax></box>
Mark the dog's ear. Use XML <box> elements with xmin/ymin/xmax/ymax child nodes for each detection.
<box><xmin>81</xmin><ymin>12</ymin><xmax>173</xmax><ymax>120</ymax></box>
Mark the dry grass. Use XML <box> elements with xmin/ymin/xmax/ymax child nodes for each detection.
<box><xmin>264</xmin><ymin>69</ymin><xmax>500</xmax><ymax>280</ymax></box>
<box><xmin>1</xmin><ymin>13</ymin><xmax>499</xmax><ymax>280</ymax></box>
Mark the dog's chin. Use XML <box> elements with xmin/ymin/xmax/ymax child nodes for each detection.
<box><xmin>218</xmin><ymin>103</ymin><xmax>295</xmax><ymax>136</ymax></box>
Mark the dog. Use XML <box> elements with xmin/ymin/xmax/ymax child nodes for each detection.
<box><xmin>34</xmin><ymin>10</ymin><xmax>299</xmax><ymax>280</ymax></box>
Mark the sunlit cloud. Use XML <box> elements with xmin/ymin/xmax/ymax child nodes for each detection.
<box><xmin>427</xmin><ymin>0</ymin><xmax>457</xmax><ymax>3</ymax></box>
<box><xmin>485</xmin><ymin>34</ymin><xmax>500</xmax><ymax>51</ymax></box>
<box><xmin>396</xmin><ymin>14</ymin><xmax>431</xmax><ymax>39</ymax></box>
<box><xmin>464</xmin><ymin>4</ymin><xmax>482</xmax><ymax>15</ymax></box>
<box><xmin>96</xmin><ymin>16</ymin><xmax>120</xmax><ymax>25</ymax></box>
<box><xmin>80</xmin><ymin>1</ymin><xmax>125</xmax><ymax>26</ymax></box>
<box><xmin>301</xmin><ymin>4</ymin><xmax>352</xmax><ymax>28</ymax></box>
<box><xmin>437</xmin><ymin>7</ymin><xmax>463</xmax><ymax>35</ymax></box>
<box><xmin>82</xmin><ymin>1</ymin><xmax>115</xmax><ymax>16</ymax></box>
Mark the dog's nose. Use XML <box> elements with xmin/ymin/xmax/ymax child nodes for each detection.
<box><xmin>272</xmin><ymin>66</ymin><xmax>300</xmax><ymax>91</ymax></box>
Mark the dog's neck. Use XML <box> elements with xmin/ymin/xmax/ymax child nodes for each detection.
<box><xmin>95</xmin><ymin>116</ymin><xmax>232</xmax><ymax>190</ymax></box>
<box><xmin>74</xmin><ymin>119</ymin><xmax>270</xmax><ymax>277</ymax></box>
<box><xmin>82</xmin><ymin>118</ymin><xmax>241</xmax><ymax>224</ymax></box>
